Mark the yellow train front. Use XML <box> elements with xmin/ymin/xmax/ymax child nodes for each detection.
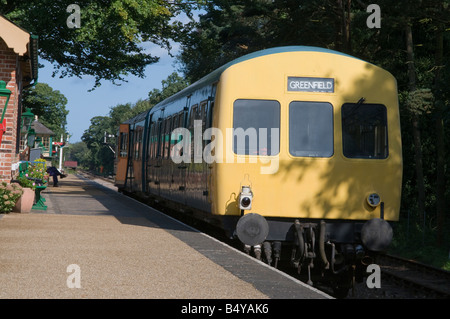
<box><xmin>116</xmin><ymin>46</ymin><xmax>402</xmax><ymax>295</ymax></box>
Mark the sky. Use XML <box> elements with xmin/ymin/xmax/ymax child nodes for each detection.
<box><xmin>39</xmin><ymin>43</ymin><xmax>180</xmax><ymax>143</ymax></box>
<box><xmin>38</xmin><ymin>7</ymin><xmax>201</xmax><ymax>144</ymax></box>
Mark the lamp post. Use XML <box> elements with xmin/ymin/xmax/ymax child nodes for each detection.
<box><xmin>21</xmin><ymin>108</ymin><xmax>36</xmax><ymax>148</ymax></box>
<box><xmin>21</xmin><ymin>108</ymin><xmax>34</xmax><ymax>130</ymax></box>
<box><xmin>27</xmin><ymin>128</ymin><xmax>36</xmax><ymax>148</ymax></box>
<box><xmin>0</xmin><ymin>80</ymin><xmax>12</xmax><ymax>146</ymax></box>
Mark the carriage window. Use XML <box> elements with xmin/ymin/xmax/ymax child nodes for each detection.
<box><xmin>164</xmin><ymin>117</ymin><xmax>172</xmax><ymax>158</ymax></box>
<box><xmin>149</xmin><ymin>123</ymin><xmax>156</xmax><ymax>159</ymax></box>
<box><xmin>233</xmin><ymin>99</ymin><xmax>280</xmax><ymax>155</ymax></box>
<box><xmin>156</xmin><ymin>119</ymin><xmax>163</xmax><ymax>158</ymax></box>
<box><xmin>134</xmin><ymin>126</ymin><xmax>143</xmax><ymax>160</ymax></box>
<box><xmin>160</xmin><ymin>118</ymin><xmax>167</xmax><ymax>158</ymax></box>
<box><xmin>189</xmin><ymin>104</ymin><xmax>198</xmax><ymax>128</ymax></box>
<box><xmin>289</xmin><ymin>101</ymin><xmax>333</xmax><ymax>157</ymax></box>
<box><xmin>170</xmin><ymin>114</ymin><xmax>178</xmax><ymax>158</ymax></box>
<box><xmin>342</xmin><ymin>103</ymin><xmax>388</xmax><ymax>159</ymax></box>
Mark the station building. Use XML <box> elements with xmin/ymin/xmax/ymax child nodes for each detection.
<box><xmin>0</xmin><ymin>15</ymin><xmax>38</xmax><ymax>182</ymax></box>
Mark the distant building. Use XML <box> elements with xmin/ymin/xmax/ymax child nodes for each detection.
<box><xmin>0</xmin><ymin>15</ymin><xmax>38</xmax><ymax>182</ymax></box>
<box><xmin>20</xmin><ymin>116</ymin><xmax>55</xmax><ymax>160</ymax></box>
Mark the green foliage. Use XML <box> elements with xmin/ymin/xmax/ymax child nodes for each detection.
<box><xmin>391</xmin><ymin>217</ymin><xmax>450</xmax><ymax>270</ymax></box>
<box><xmin>1</xmin><ymin>0</ymin><xmax>198</xmax><ymax>89</ymax></box>
<box><xmin>66</xmin><ymin>141</ymin><xmax>90</xmax><ymax>169</ymax></box>
<box><xmin>404</xmin><ymin>89</ymin><xmax>434</xmax><ymax>116</ymax></box>
<box><xmin>16</xmin><ymin>176</ymin><xmax>35</xmax><ymax>189</ymax></box>
<box><xmin>22</xmin><ymin>83</ymin><xmax>69</xmax><ymax>137</ymax></box>
<box><xmin>148</xmin><ymin>72</ymin><xmax>189</xmax><ymax>105</ymax></box>
<box><xmin>0</xmin><ymin>182</ymin><xmax>23</xmax><ymax>213</ymax></box>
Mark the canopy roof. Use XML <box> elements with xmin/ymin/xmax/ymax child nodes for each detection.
<box><xmin>0</xmin><ymin>15</ymin><xmax>38</xmax><ymax>86</ymax></box>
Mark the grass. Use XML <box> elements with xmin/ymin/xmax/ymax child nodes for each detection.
<box><xmin>389</xmin><ymin>219</ymin><xmax>450</xmax><ymax>271</ymax></box>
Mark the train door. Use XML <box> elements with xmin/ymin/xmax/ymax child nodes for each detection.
<box><xmin>160</xmin><ymin>115</ymin><xmax>172</xmax><ymax>198</ymax></box>
<box><xmin>132</xmin><ymin>120</ymin><xmax>145</xmax><ymax>192</ymax></box>
<box><xmin>169</xmin><ymin>112</ymin><xmax>178</xmax><ymax>198</ymax></box>
<box><xmin>126</xmin><ymin>124</ymin><xmax>135</xmax><ymax>192</ymax></box>
<box><xmin>115</xmin><ymin>123</ymin><xmax>130</xmax><ymax>190</ymax></box>
<box><xmin>173</xmin><ymin>97</ymin><xmax>190</xmax><ymax>205</ymax></box>
<box><xmin>203</xmin><ymin>84</ymin><xmax>217</xmax><ymax>211</ymax></box>
<box><xmin>144</xmin><ymin>113</ymin><xmax>153</xmax><ymax>194</ymax></box>
<box><xmin>154</xmin><ymin>108</ymin><xmax>165</xmax><ymax>195</ymax></box>
<box><xmin>199</xmin><ymin>100</ymin><xmax>209</xmax><ymax>207</ymax></box>
<box><xmin>185</xmin><ymin>102</ymin><xmax>199</xmax><ymax>208</ymax></box>
<box><xmin>147</xmin><ymin>112</ymin><xmax>158</xmax><ymax>195</ymax></box>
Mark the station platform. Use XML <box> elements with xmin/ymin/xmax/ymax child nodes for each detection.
<box><xmin>0</xmin><ymin>173</ymin><xmax>331</xmax><ymax>300</ymax></box>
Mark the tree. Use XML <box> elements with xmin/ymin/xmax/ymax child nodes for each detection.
<box><xmin>66</xmin><ymin>141</ymin><xmax>91</xmax><ymax>168</ymax></box>
<box><xmin>22</xmin><ymin>83</ymin><xmax>69</xmax><ymax>137</ymax></box>
<box><xmin>148</xmin><ymin>72</ymin><xmax>189</xmax><ymax>105</ymax></box>
<box><xmin>1</xmin><ymin>0</ymin><xmax>199</xmax><ymax>89</ymax></box>
<box><xmin>81</xmin><ymin>116</ymin><xmax>114</xmax><ymax>171</ymax></box>
<box><xmin>177</xmin><ymin>0</ymin><xmax>371</xmax><ymax>81</ymax></box>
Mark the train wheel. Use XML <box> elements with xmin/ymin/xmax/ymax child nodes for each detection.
<box><xmin>331</xmin><ymin>272</ymin><xmax>352</xmax><ymax>298</ymax></box>
<box><xmin>332</xmin><ymin>285</ymin><xmax>350</xmax><ymax>299</ymax></box>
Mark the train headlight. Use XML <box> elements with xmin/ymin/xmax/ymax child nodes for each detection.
<box><xmin>367</xmin><ymin>193</ymin><xmax>381</xmax><ymax>207</ymax></box>
<box><xmin>239</xmin><ymin>186</ymin><xmax>253</xmax><ymax>210</ymax></box>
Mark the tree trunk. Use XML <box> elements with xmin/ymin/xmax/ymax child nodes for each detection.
<box><xmin>405</xmin><ymin>23</ymin><xmax>426</xmax><ymax>223</ymax></box>
<box><xmin>434</xmin><ymin>24</ymin><xmax>445</xmax><ymax>246</ymax></box>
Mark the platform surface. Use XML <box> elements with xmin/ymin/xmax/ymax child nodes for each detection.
<box><xmin>0</xmin><ymin>174</ymin><xmax>331</xmax><ymax>299</ymax></box>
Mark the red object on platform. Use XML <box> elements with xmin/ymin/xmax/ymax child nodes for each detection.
<box><xmin>0</xmin><ymin>118</ymin><xmax>6</xmax><ymax>146</ymax></box>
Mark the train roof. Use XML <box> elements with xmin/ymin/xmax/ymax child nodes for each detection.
<box><xmin>125</xmin><ymin>46</ymin><xmax>365</xmax><ymax>124</ymax></box>
<box><xmin>122</xmin><ymin>109</ymin><xmax>148</xmax><ymax>125</ymax></box>
<box><xmin>150</xmin><ymin>46</ymin><xmax>363</xmax><ymax>109</ymax></box>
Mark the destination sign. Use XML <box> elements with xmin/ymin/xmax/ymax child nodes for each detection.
<box><xmin>287</xmin><ymin>77</ymin><xmax>334</xmax><ymax>93</ymax></box>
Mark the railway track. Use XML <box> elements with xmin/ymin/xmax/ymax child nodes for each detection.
<box><xmin>375</xmin><ymin>253</ymin><xmax>450</xmax><ymax>298</ymax></box>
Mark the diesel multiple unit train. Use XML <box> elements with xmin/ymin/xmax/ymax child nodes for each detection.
<box><xmin>115</xmin><ymin>46</ymin><xmax>402</xmax><ymax>295</ymax></box>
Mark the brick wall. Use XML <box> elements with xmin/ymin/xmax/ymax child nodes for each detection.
<box><xmin>0</xmin><ymin>38</ymin><xmax>21</xmax><ymax>182</ymax></box>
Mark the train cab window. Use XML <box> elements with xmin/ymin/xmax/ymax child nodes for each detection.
<box><xmin>289</xmin><ymin>101</ymin><xmax>333</xmax><ymax>157</ymax></box>
<box><xmin>119</xmin><ymin>132</ymin><xmax>128</xmax><ymax>158</ymax></box>
<box><xmin>233</xmin><ymin>99</ymin><xmax>280</xmax><ymax>156</ymax></box>
<box><xmin>342</xmin><ymin>103</ymin><xmax>388</xmax><ymax>159</ymax></box>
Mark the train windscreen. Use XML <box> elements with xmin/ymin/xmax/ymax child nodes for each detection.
<box><xmin>289</xmin><ymin>101</ymin><xmax>334</xmax><ymax>157</ymax></box>
<box><xmin>342</xmin><ymin>103</ymin><xmax>388</xmax><ymax>159</ymax></box>
<box><xmin>233</xmin><ymin>99</ymin><xmax>280</xmax><ymax>156</ymax></box>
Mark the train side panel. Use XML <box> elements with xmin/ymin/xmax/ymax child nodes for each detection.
<box><xmin>144</xmin><ymin>83</ymin><xmax>216</xmax><ymax>216</ymax></box>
